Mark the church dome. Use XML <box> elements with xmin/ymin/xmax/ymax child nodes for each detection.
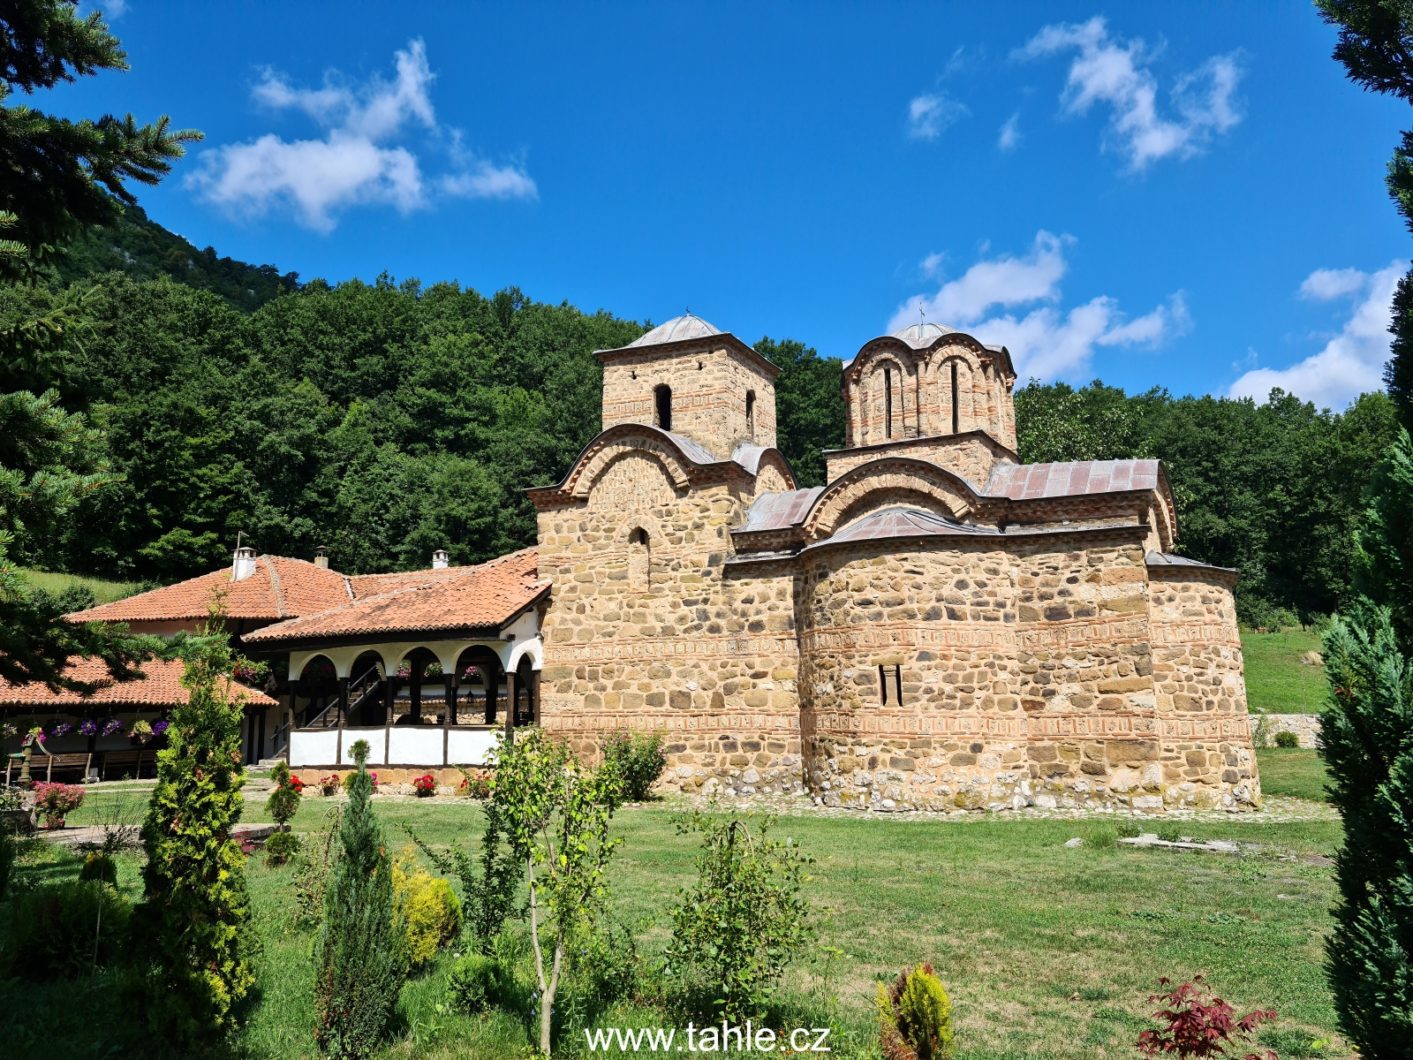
<box><xmin>890</xmin><ymin>321</ymin><xmax>960</xmax><ymax>348</ymax></box>
<box><xmin>628</xmin><ymin>313</ymin><xmax>723</xmax><ymax>348</ymax></box>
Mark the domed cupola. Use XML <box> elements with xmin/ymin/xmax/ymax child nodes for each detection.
<box><xmin>594</xmin><ymin>310</ymin><xmax>781</xmax><ymax>460</ymax></box>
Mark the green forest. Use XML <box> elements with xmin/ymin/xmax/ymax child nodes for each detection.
<box><xmin>1</xmin><ymin>207</ymin><xmax>1399</xmax><ymax>627</ymax></box>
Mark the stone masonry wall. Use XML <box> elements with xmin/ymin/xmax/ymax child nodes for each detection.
<box><xmin>823</xmin><ymin>434</ymin><xmax>1011</xmax><ymax>491</ymax></box>
<box><xmin>848</xmin><ymin>343</ymin><xmax>1016</xmax><ymax>451</ymax></box>
<box><xmin>1149</xmin><ymin>570</ymin><xmax>1260</xmax><ymax>808</ymax></box>
<box><xmin>536</xmin><ymin>449</ymin><xmax>803</xmax><ymax>796</ymax></box>
<box><xmin>601</xmin><ymin>343</ymin><xmax>777</xmax><ymax>458</ymax></box>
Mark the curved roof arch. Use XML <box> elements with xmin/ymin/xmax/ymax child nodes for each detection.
<box><xmin>800</xmin><ymin>456</ymin><xmax>985</xmax><ymax>540</ymax></box>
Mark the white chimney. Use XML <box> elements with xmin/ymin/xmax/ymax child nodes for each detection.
<box><xmin>314</xmin><ymin>546</ymin><xmax>330</xmax><ymax>570</ymax></box>
<box><xmin>432</xmin><ymin>549</ymin><xmax>449</xmax><ymax>569</ymax></box>
<box><xmin>231</xmin><ymin>546</ymin><xmax>257</xmax><ymax>582</ymax></box>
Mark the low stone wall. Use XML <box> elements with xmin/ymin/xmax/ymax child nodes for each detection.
<box><xmin>1259</xmin><ymin>713</ymin><xmax>1322</xmax><ymax>749</ymax></box>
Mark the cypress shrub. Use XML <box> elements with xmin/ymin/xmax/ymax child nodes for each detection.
<box><xmin>1322</xmin><ymin>428</ymin><xmax>1413</xmax><ymax>1056</ymax></box>
<box><xmin>314</xmin><ymin>739</ymin><xmax>406</xmax><ymax>1058</ymax></box>
<box><xmin>139</xmin><ymin>628</ymin><xmax>255</xmax><ymax>1044</ymax></box>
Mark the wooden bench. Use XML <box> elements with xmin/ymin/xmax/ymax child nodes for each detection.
<box><xmin>100</xmin><ymin>749</ymin><xmax>152</xmax><ymax>780</ymax></box>
<box><xmin>5</xmin><ymin>751</ymin><xmax>93</xmax><ymax>784</ymax></box>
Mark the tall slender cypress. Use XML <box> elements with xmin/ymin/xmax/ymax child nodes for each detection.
<box><xmin>314</xmin><ymin>740</ymin><xmax>405</xmax><ymax>1058</ymax></box>
<box><xmin>1321</xmin><ymin>428</ymin><xmax>1413</xmax><ymax>1056</ymax></box>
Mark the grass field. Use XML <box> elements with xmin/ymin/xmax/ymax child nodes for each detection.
<box><xmin>1257</xmin><ymin>748</ymin><xmax>1332</xmax><ymax>803</ymax></box>
<box><xmin>17</xmin><ymin>567</ymin><xmax>146</xmax><ymax>605</ymax></box>
<box><xmin>1241</xmin><ymin>628</ymin><xmax>1328</xmax><ymax>714</ymax></box>
<box><xmin>5</xmin><ymin>757</ymin><xmax>1346</xmax><ymax>1059</ymax></box>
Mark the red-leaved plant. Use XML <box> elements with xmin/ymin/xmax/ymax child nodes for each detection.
<box><xmin>1136</xmin><ymin>977</ymin><xmax>1276</xmax><ymax>1059</ymax></box>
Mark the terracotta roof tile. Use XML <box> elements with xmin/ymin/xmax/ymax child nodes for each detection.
<box><xmin>68</xmin><ymin>556</ymin><xmax>353</xmax><ymax>624</ymax></box>
<box><xmin>244</xmin><ymin>548</ymin><xmax>545</xmax><ymax>644</ymax></box>
<box><xmin>0</xmin><ymin>656</ymin><xmax>277</xmax><ymax>709</ymax></box>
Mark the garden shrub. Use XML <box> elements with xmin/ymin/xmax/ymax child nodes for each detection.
<box><xmin>293</xmin><ymin>805</ymin><xmax>342</xmax><ymax>929</ymax></box>
<box><xmin>458</xmin><ymin>768</ymin><xmax>491</xmax><ymax>798</ymax></box>
<box><xmin>1136</xmin><ymin>976</ymin><xmax>1275</xmax><ymax>1057</ymax></box>
<box><xmin>664</xmin><ymin>813</ymin><xmax>813</xmax><ymax>1023</ymax></box>
<box><xmin>570</xmin><ymin>917</ymin><xmax>640</xmax><ymax>1005</ymax></box>
<box><xmin>0</xmin><ymin>880</ymin><xmax>131</xmax><ymax>979</ymax></box>
<box><xmin>877</xmin><ymin>962</ymin><xmax>955</xmax><ymax>1060</ymax></box>
<box><xmin>342</xmin><ymin>769</ymin><xmax>378</xmax><ymax>795</ymax></box>
<box><xmin>315</xmin><ymin>740</ymin><xmax>406</xmax><ymax>1058</ymax></box>
<box><xmin>1274</xmin><ymin>730</ymin><xmax>1300</xmax><ymax>748</ymax></box>
<box><xmin>79</xmin><ymin>851</ymin><xmax>118</xmax><ymax>885</ymax></box>
<box><xmin>267</xmin><ymin>760</ymin><xmax>302</xmax><ymax>830</ymax></box>
<box><xmin>32</xmin><ymin>781</ymin><xmax>85</xmax><ymax>827</ymax></box>
<box><xmin>140</xmin><ymin>629</ymin><xmax>255</xmax><ymax>1045</ymax></box>
<box><xmin>265</xmin><ymin>829</ymin><xmax>302</xmax><ymax>867</ymax></box>
<box><xmin>412</xmin><ymin>773</ymin><xmax>437</xmax><ymax>797</ymax></box>
<box><xmin>601</xmin><ymin>730</ymin><xmax>666</xmax><ymax>803</ymax></box>
<box><xmin>447</xmin><ymin>951</ymin><xmax>519</xmax><ymax>1015</ymax></box>
<box><xmin>392</xmin><ymin>846</ymin><xmax>462</xmax><ymax>969</ymax></box>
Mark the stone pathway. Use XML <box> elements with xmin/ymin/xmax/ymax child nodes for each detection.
<box><xmin>657</xmin><ymin>790</ymin><xmax>1338</xmax><ymax>825</ymax></box>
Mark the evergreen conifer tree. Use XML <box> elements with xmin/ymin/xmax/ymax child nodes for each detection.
<box><xmin>314</xmin><ymin>740</ymin><xmax>406</xmax><ymax>1059</ymax></box>
<box><xmin>139</xmin><ymin>621</ymin><xmax>255</xmax><ymax>1043</ymax></box>
<box><xmin>1321</xmin><ymin>427</ymin><xmax>1413</xmax><ymax>1056</ymax></box>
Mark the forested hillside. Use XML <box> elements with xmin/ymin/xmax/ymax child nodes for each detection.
<box><xmin>2</xmin><ymin>212</ymin><xmax>1398</xmax><ymax>628</ymax></box>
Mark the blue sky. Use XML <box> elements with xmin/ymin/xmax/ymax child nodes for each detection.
<box><xmin>56</xmin><ymin>2</ymin><xmax>1412</xmax><ymax>406</ymax></box>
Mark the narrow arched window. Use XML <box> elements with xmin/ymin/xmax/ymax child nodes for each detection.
<box><xmin>950</xmin><ymin>361</ymin><xmax>960</xmax><ymax>435</ymax></box>
<box><xmin>654</xmin><ymin>384</ymin><xmax>672</xmax><ymax>431</ymax></box>
<box><xmin>745</xmin><ymin>390</ymin><xmax>756</xmax><ymax>440</ymax></box>
<box><xmin>883</xmin><ymin>365</ymin><xmax>894</xmax><ymax>439</ymax></box>
<box><xmin>879</xmin><ymin>664</ymin><xmax>903</xmax><ymax>706</ymax></box>
<box><xmin>628</xmin><ymin>527</ymin><xmax>651</xmax><ymax>592</ymax></box>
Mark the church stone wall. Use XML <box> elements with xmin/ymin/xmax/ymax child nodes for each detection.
<box><xmin>536</xmin><ymin>449</ymin><xmax>802</xmax><ymax>797</ymax></box>
<box><xmin>823</xmin><ymin>434</ymin><xmax>1010</xmax><ymax>490</ymax></box>
<box><xmin>601</xmin><ymin>343</ymin><xmax>778</xmax><ymax>457</ymax></box>
<box><xmin>1149</xmin><ymin>570</ymin><xmax>1260</xmax><ymax>808</ymax></box>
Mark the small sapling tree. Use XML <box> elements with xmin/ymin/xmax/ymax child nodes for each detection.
<box><xmin>314</xmin><ymin>739</ymin><xmax>406</xmax><ymax>1058</ymax></box>
<box><xmin>664</xmin><ymin>813</ymin><xmax>814</xmax><ymax>1023</ymax></box>
<box><xmin>494</xmin><ymin>728</ymin><xmax>622</xmax><ymax>1055</ymax></box>
<box><xmin>877</xmin><ymin>962</ymin><xmax>955</xmax><ymax>1060</ymax></box>
<box><xmin>264</xmin><ymin>760</ymin><xmax>303</xmax><ymax>865</ymax></box>
<box><xmin>1136</xmin><ymin>976</ymin><xmax>1275</xmax><ymax>1059</ymax></box>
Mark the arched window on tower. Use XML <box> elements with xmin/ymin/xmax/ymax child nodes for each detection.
<box><xmin>628</xmin><ymin>527</ymin><xmax>651</xmax><ymax>592</ymax></box>
<box><xmin>654</xmin><ymin>384</ymin><xmax>672</xmax><ymax>431</ymax></box>
<box><xmin>884</xmin><ymin>364</ymin><xmax>895</xmax><ymax>439</ymax></box>
<box><xmin>745</xmin><ymin>390</ymin><xmax>756</xmax><ymax>441</ymax></box>
<box><xmin>950</xmin><ymin>361</ymin><xmax>960</xmax><ymax>435</ymax></box>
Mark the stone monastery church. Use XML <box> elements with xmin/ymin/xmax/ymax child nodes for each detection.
<box><xmin>29</xmin><ymin>314</ymin><xmax>1260</xmax><ymax>812</ymax></box>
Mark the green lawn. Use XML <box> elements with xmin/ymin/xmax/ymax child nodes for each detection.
<box><xmin>1242</xmin><ymin>628</ymin><xmax>1328</xmax><ymax>714</ymax></box>
<box><xmin>1257</xmin><ymin>748</ymin><xmax>1331</xmax><ymax>803</ymax></box>
<box><xmin>4</xmin><ymin>787</ymin><xmax>1348</xmax><ymax>1059</ymax></box>
<box><xmin>17</xmin><ymin>567</ymin><xmax>146</xmax><ymax>605</ymax></box>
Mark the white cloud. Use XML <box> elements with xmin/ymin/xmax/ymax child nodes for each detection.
<box><xmin>99</xmin><ymin>0</ymin><xmax>128</xmax><ymax>18</ymax></box>
<box><xmin>1018</xmin><ymin>16</ymin><xmax>1242</xmax><ymax>170</ymax></box>
<box><xmin>188</xmin><ymin>40</ymin><xmax>535</xmax><ymax>232</ymax></box>
<box><xmin>1230</xmin><ymin>262</ymin><xmax>1401</xmax><ymax>408</ymax></box>
<box><xmin>1299</xmin><ymin>267</ymin><xmax>1368</xmax><ymax>301</ymax></box>
<box><xmin>891</xmin><ymin>231</ymin><xmax>1189</xmax><ymax>380</ymax></box>
<box><xmin>907</xmin><ymin>92</ymin><xmax>968</xmax><ymax>141</ymax></box>
<box><xmin>998</xmin><ymin>112</ymin><xmax>1021</xmax><ymax>152</ymax></box>
<box><xmin>920</xmin><ymin>251</ymin><xmax>945</xmax><ymax>278</ymax></box>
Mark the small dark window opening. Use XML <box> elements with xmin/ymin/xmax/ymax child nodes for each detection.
<box><xmin>878</xmin><ymin>664</ymin><xmax>903</xmax><ymax>706</ymax></box>
<box><xmin>654</xmin><ymin>384</ymin><xmax>672</xmax><ymax>431</ymax></box>
<box><xmin>884</xmin><ymin>365</ymin><xmax>894</xmax><ymax>439</ymax></box>
<box><xmin>950</xmin><ymin>361</ymin><xmax>960</xmax><ymax>435</ymax></box>
<box><xmin>745</xmin><ymin>390</ymin><xmax>756</xmax><ymax>440</ymax></box>
<box><xmin>628</xmin><ymin>527</ymin><xmax>651</xmax><ymax>591</ymax></box>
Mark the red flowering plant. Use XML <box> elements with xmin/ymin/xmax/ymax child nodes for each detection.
<box><xmin>32</xmin><ymin>781</ymin><xmax>86</xmax><ymax>829</ymax></box>
<box><xmin>1136</xmin><ymin>977</ymin><xmax>1276</xmax><ymax>1059</ymax></box>
<box><xmin>412</xmin><ymin>773</ymin><xmax>437</xmax><ymax>797</ymax></box>
<box><xmin>458</xmin><ymin>769</ymin><xmax>491</xmax><ymax>798</ymax></box>
<box><xmin>319</xmin><ymin>773</ymin><xmax>340</xmax><ymax>796</ymax></box>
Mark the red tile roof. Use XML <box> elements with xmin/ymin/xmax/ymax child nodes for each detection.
<box><xmin>243</xmin><ymin>548</ymin><xmax>545</xmax><ymax>644</ymax></box>
<box><xmin>68</xmin><ymin>556</ymin><xmax>353</xmax><ymax>624</ymax></box>
<box><xmin>984</xmin><ymin>459</ymin><xmax>1162</xmax><ymax>500</ymax></box>
<box><xmin>0</xmin><ymin>656</ymin><xmax>277</xmax><ymax>709</ymax></box>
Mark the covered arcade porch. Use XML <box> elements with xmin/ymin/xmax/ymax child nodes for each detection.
<box><xmin>278</xmin><ymin>628</ymin><xmax>542</xmax><ymax>770</ymax></box>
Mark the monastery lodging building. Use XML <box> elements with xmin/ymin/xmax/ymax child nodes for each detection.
<box><xmin>12</xmin><ymin>314</ymin><xmax>1260</xmax><ymax>811</ymax></box>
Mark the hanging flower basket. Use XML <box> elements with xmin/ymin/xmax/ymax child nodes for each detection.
<box><xmin>78</xmin><ymin>719</ymin><xmax>98</xmax><ymax>737</ymax></box>
<box><xmin>128</xmin><ymin>720</ymin><xmax>152</xmax><ymax>744</ymax></box>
